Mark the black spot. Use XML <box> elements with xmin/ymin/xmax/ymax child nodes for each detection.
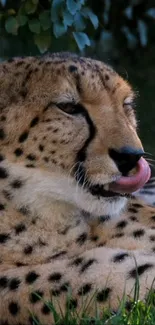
<box><xmin>44</xmin><ymin>157</ymin><xmax>49</xmax><ymax>163</ymax></box>
<box><xmin>128</xmin><ymin>208</ymin><xmax>137</xmax><ymax>213</ymax></box>
<box><xmin>3</xmin><ymin>190</ymin><xmax>12</xmax><ymax>201</ymax></box>
<box><xmin>132</xmin><ymin>203</ymin><xmax>143</xmax><ymax>208</ymax></box>
<box><xmin>0</xmin><ymin>203</ymin><xmax>5</xmax><ymax>210</ymax></box>
<box><xmin>0</xmin><ymin>128</ymin><xmax>6</xmax><ymax>140</ymax></box>
<box><xmin>25</xmin><ymin>271</ymin><xmax>39</xmax><ymax>284</ymax></box>
<box><xmin>14</xmin><ymin>148</ymin><xmax>23</xmax><ymax>156</ymax></box>
<box><xmin>68</xmin><ymin>65</ymin><xmax>78</xmax><ymax>73</ymax></box>
<box><xmin>81</xmin><ymin>259</ymin><xmax>97</xmax><ymax>273</ymax></box>
<box><xmin>19</xmin><ymin>206</ymin><xmax>30</xmax><ymax>216</ymax></box>
<box><xmin>60</xmin><ymin>282</ymin><xmax>70</xmax><ymax>292</ymax></box>
<box><xmin>125</xmin><ymin>300</ymin><xmax>133</xmax><ymax>312</ymax></box>
<box><xmin>0</xmin><ymin>114</ymin><xmax>6</xmax><ymax>121</ymax></box>
<box><xmin>26</xmin><ymin>164</ymin><xmax>35</xmax><ymax>168</ymax></box>
<box><xmin>11</xmin><ymin>179</ymin><xmax>23</xmax><ymax>189</ymax></box>
<box><xmin>14</xmin><ymin>223</ymin><xmax>26</xmax><ymax>235</ymax></box>
<box><xmin>116</xmin><ymin>220</ymin><xmax>128</xmax><ymax>229</ymax></box>
<box><xmin>29</xmin><ymin>315</ymin><xmax>39</xmax><ymax>325</ymax></box>
<box><xmin>99</xmin><ymin>215</ymin><xmax>110</xmax><ymax>223</ymax></box>
<box><xmin>128</xmin><ymin>263</ymin><xmax>154</xmax><ymax>278</ymax></box>
<box><xmin>30</xmin><ymin>290</ymin><xmax>43</xmax><ymax>303</ymax></box>
<box><xmin>30</xmin><ymin>116</ymin><xmax>39</xmax><ymax>127</ymax></box>
<box><xmin>150</xmin><ymin>235</ymin><xmax>155</xmax><ymax>242</ymax></box>
<box><xmin>112</xmin><ymin>232</ymin><xmax>124</xmax><ymax>238</ymax></box>
<box><xmin>24</xmin><ymin>245</ymin><xmax>33</xmax><ymax>254</ymax></box>
<box><xmin>19</xmin><ymin>88</ymin><xmax>28</xmax><ymax>98</ymax></box>
<box><xmin>151</xmin><ymin>216</ymin><xmax>155</xmax><ymax>222</ymax></box>
<box><xmin>0</xmin><ymin>154</ymin><xmax>5</xmax><ymax>161</ymax></box>
<box><xmin>0</xmin><ymin>233</ymin><xmax>10</xmax><ymax>243</ymax></box>
<box><xmin>0</xmin><ymin>276</ymin><xmax>8</xmax><ymax>288</ymax></box>
<box><xmin>78</xmin><ymin>283</ymin><xmax>92</xmax><ymax>295</ymax></box>
<box><xmin>129</xmin><ymin>216</ymin><xmax>138</xmax><ymax>222</ymax></box>
<box><xmin>51</xmin><ymin>250</ymin><xmax>67</xmax><ymax>259</ymax></box>
<box><xmin>51</xmin><ymin>289</ymin><xmax>60</xmax><ymax>296</ymax></box>
<box><xmin>0</xmin><ymin>167</ymin><xmax>8</xmax><ymax>178</ymax></box>
<box><xmin>96</xmin><ymin>288</ymin><xmax>111</xmax><ymax>302</ymax></box>
<box><xmin>9</xmin><ymin>278</ymin><xmax>20</xmax><ymax>290</ymax></box>
<box><xmin>71</xmin><ymin>257</ymin><xmax>84</xmax><ymax>266</ymax></box>
<box><xmin>90</xmin><ymin>235</ymin><xmax>99</xmax><ymax>242</ymax></box>
<box><xmin>113</xmin><ymin>252</ymin><xmax>129</xmax><ymax>263</ymax></box>
<box><xmin>76</xmin><ymin>232</ymin><xmax>88</xmax><ymax>245</ymax></box>
<box><xmin>18</xmin><ymin>131</ymin><xmax>29</xmax><ymax>143</ymax></box>
<box><xmin>8</xmin><ymin>301</ymin><xmax>20</xmax><ymax>315</ymax></box>
<box><xmin>16</xmin><ymin>262</ymin><xmax>26</xmax><ymax>267</ymax></box>
<box><xmin>26</xmin><ymin>154</ymin><xmax>36</xmax><ymax>161</ymax></box>
<box><xmin>48</xmin><ymin>272</ymin><xmax>62</xmax><ymax>282</ymax></box>
<box><xmin>41</xmin><ymin>304</ymin><xmax>50</xmax><ymax>315</ymax></box>
<box><xmin>39</xmin><ymin>144</ymin><xmax>44</xmax><ymax>152</ymax></box>
<box><xmin>132</xmin><ymin>229</ymin><xmax>145</xmax><ymax>238</ymax></box>
<box><xmin>105</xmin><ymin>74</ymin><xmax>109</xmax><ymax>80</ymax></box>
<box><xmin>67</xmin><ymin>298</ymin><xmax>78</xmax><ymax>310</ymax></box>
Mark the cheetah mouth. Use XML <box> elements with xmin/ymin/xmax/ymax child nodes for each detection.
<box><xmin>87</xmin><ymin>158</ymin><xmax>150</xmax><ymax>198</ymax></box>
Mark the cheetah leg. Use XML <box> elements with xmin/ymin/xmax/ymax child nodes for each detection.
<box><xmin>0</xmin><ymin>247</ymin><xmax>155</xmax><ymax>324</ymax></box>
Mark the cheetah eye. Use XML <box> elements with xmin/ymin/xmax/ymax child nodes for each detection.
<box><xmin>56</xmin><ymin>102</ymin><xmax>78</xmax><ymax>115</ymax></box>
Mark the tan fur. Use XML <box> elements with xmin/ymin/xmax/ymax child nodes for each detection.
<box><xmin>0</xmin><ymin>52</ymin><xmax>155</xmax><ymax>324</ymax></box>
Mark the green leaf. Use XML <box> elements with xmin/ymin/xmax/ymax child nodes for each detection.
<box><xmin>53</xmin><ymin>21</ymin><xmax>67</xmax><ymax>38</ymax></box>
<box><xmin>5</xmin><ymin>16</ymin><xmax>18</xmax><ymax>35</ymax></box>
<box><xmin>34</xmin><ymin>31</ymin><xmax>51</xmax><ymax>53</ymax></box>
<box><xmin>66</xmin><ymin>0</ymin><xmax>81</xmax><ymax>15</ymax></box>
<box><xmin>17</xmin><ymin>15</ymin><xmax>28</xmax><ymax>26</ymax></box>
<box><xmin>137</xmin><ymin>19</ymin><xmax>148</xmax><ymax>47</ymax></box>
<box><xmin>39</xmin><ymin>11</ymin><xmax>51</xmax><ymax>31</ymax></box>
<box><xmin>32</xmin><ymin>0</ymin><xmax>38</xmax><ymax>4</ymax></box>
<box><xmin>81</xmin><ymin>7</ymin><xmax>99</xmax><ymax>29</ymax></box>
<box><xmin>24</xmin><ymin>0</ymin><xmax>37</xmax><ymax>14</ymax></box>
<box><xmin>73</xmin><ymin>31</ymin><xmax>90</xmax><ymax>50</ymax></box>
<box><xmin>62</xmin><ymin>8</ymin><xmax>74</xmax><ymax>27</ymax></box>
<box><xmin>29</xmin><ymin>19</ymin><xmax>41</xmax><ymax>34</ymax></box>
<box><xmin>0</xmin><ymin>0</ymin><xmax>7</xmax><ymax>7</ymax></box>
<box><xmin>146</xmin><ymin>8</ymin><xmax>155</xmax><ymax>19</ymax></box>
<box><xmin>74</xmin><ymin>12</ymin><xmax>86</xmax><ymax>31</ymax></box>
<box><xmin>51</xmin><ymin>0</ymin><xmax>64</xmax><ymax>23</ymax></box>
<box><xmin>121</xmin><ymin>26</ymin><xmax>137</xmax><ymax>49</ymax></box>
<box><xmin>124</xmin><ymin>6</ymin><xmax>133</xmax><ymax>20</ymax></box>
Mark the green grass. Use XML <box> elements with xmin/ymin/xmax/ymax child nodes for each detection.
<box><xmin>30</xmin><ymin>280</ymin><xmax>155</xmax><ymax>325</ymax></box>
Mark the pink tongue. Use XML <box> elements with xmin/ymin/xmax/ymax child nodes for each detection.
<box><xmin>109</xmin><ymin>157</ymin><xmax>151</xmax><ymax>194</ymax></box>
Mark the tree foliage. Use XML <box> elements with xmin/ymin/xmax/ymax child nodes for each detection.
<box><xmin>0</xmin><ymin>0</ymin><xmax>155</xmax><ymax>58</ymax></box>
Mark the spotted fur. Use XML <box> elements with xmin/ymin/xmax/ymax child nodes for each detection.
<box><xmin>0</xmin><ymin>52</ymin><xmax>155</xmax><ymax>324</ymax></box>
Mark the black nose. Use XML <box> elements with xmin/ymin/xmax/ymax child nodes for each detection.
<box><xmin>109</xmin><ymin>146</ymin><xmax>144</xmax><ymax>175</ymax></box>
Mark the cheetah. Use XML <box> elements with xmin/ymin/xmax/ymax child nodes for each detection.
<box><xmin>0</xmin><ymin>52</ymin><xmax>155</xmax><ymax>324</ymax></box>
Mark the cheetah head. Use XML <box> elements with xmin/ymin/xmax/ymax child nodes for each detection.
<box><xmin>0</xmin><ymin>53</ymin><xmax>150</xmax><ymax>218</ymax></box>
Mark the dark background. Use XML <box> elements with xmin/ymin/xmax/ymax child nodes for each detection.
<box><xmin>0</xmin><ymin>0</ymin><xmax>155</xmax><ymax>168</ymax></box>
